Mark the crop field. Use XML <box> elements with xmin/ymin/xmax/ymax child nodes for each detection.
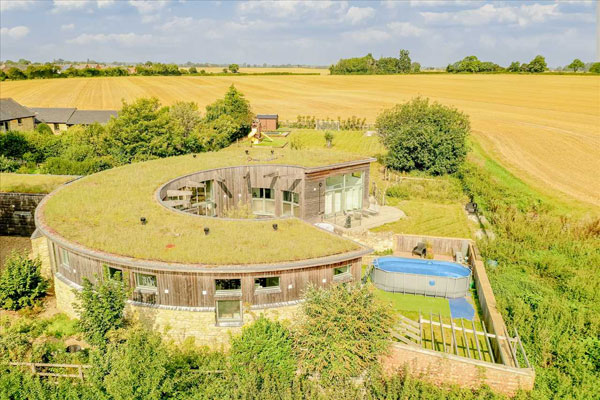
<box><xmin>1</xmin><ymin>74</ymin><xmax>598</xmax><ymax>208</ymax></box>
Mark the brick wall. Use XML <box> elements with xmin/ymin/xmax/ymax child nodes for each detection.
<box><xmin>0</xmin><ymin>192</ymin><xmax>45</xmax><ymax>236</ymax></box>
<box><xmin>382</xmin><ymin>343</ymin><xmax>535</xmax><ymax>397</ymax></box>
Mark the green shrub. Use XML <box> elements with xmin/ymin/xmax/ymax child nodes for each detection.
<box><xmin>324</xmin><ymin>130</ymin><xmax>334</xmax><ymax>147</ymax></box>
<box><xmin>295</xmin><ymin>283</ymin><xmax>394</xmax><ymax>384</ymax></box>
<box><xmin>229</xmin><ymin>316</ymin><xmax>296</xmax><ymax>397</ymax></box>
<box><xmin>0</xmin><ymin>252</ymin><xmax>48</xmax><ymax>310</ymax></box>
<box><xmin>73</xmin><ymin>271</ymin><xmax>127</xmax><ymax>346</ymax></box>
<box><xmin>376</xmin><ymin>97</ymin><xmax>470</xmax><ymax>175</ymax></box>
<box><xmin>0</xmin><ymin>155</ymin><xmax>21</xmax><ymax>172</ymax></box>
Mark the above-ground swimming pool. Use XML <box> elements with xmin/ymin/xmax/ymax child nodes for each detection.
<box><xmin>370</xmin><ymin>256</ymin><xmax>471</xmax><ymax>299</ymax></box>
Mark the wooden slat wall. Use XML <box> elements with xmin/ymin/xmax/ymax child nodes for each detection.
<box><xmin>53</xmin><ymin>244</ymin><xmax>362</xmax><ymax>308</ymax></box>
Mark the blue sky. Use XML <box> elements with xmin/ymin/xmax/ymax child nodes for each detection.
<box><xmin>0</xmin><ymin>0</ymin><xmax>596</xmax><ymax>67</ymax></box>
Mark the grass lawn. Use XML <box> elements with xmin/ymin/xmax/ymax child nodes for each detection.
<box><xmin>375</xmin><ymin>291</ymin><xmax>451</xmax><ymax>318</ymax></box>
<box><xmin>252</xmin><ymin>137</ymin><xmax>288</xmax><ymax>147</ymax></box>
<box><xmin>289</xmin><ymin>128</ymin><xmax>385</xmax><ymax>156</ymax></box>
<box><xmin>372</xmin><ymin>198</ymin><xmax>474</xmax><ymax>238</ymax></box>
<box><xmin>0</xmin><ymin>173</ymin><xmax>77</xmax><ymax>194</ymax></box>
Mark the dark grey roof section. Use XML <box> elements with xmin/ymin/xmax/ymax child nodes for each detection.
<box><xmin>256</xmin><ymin>114</ymin><xmax>278</xmax><ymax>119</ymax></box>
<box><xmin>67</xmin><ymin>110</ymin><xmax>117</xmax><ymax>125</ymax></box>
<box><xmin>31</xmin><ymin>107</ymin><xmax>76</xmax><ymax>124</ymax></box>
<box><xmin>0</xmin><ymin>98</ymin><xmax>35</xmax><ymax>121</ymax></box>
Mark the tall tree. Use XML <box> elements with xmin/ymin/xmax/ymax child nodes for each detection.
<box><xmin>527</xmin><ymin>55</ymin><xmax>547</xmax><ymax>73</ymax></box>
<box><xmin>398</xmin><ymin>49</ymin><xmax>412</xmax><ymax>73</ymax></box>
<box><xmin>567</xmin><ymin>58</ymin><xmax>585</xmax><ymax>72</ymax></box>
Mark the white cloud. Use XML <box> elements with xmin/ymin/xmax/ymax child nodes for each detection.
<box><xmin>343</xmin><ymin>28</ymin><xmax>391</xmax><ymax>44</ymax></box>
<box><xmin>237</xmin><ymin>1</ymin><xmax>348</xmax><ymax>19</ymax></box>
<box><xmin>61</xmin><ymin>23</ymin><xmax>75</xmax><ymax>31</ymax></box>
<box><xmin>160</xmin><ymin>16</ymin><xmax>194</xmax><ymax>31</ymax></box>
<box><xmin>388</xmin><ymin>21</ymin><xmax>425</xmax><ymax>37</ymax></box>
<box><xmin>409</xmin><ymin>0</ymin><xmax>474</xmax><ymax>7</ymax></box>
<box><xmin>0</xmin><ymin>0</ymin><xmax>35</xmax><ymax>11</ymax></box>
<box><xmin>344</xmin><ymin>6</ymin><xmax>375</xmax><ymax>25</ymax></box>
<box><xmin>52</xmin><ymin>0</ymin><xmax>92</xmax><ymax>13</ymax></box>
<box><xmin>97</xmin><ymin>0</ymin><xmax>115</xmax><ymax>8</ymax></box>
<box><xmin>421</xmin><ymin>3</ymin><xmax>561</xmax><ymax>27</ymax></box>
<box><xmin>129</xmin><ymin>0</ymin><xmax>169</xmax><ymax>14</ymax></box>
<box><xmin>67</xmin><ymin>32</ymin><xmax>153</xmax><ymax>46</ymax></box>
<box><xmin>0</xmin><ymin>25</ymin><xmax>30</xmax><ymax>39</ymax></box>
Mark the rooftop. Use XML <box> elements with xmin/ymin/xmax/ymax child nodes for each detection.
<box><xmin>31</xmin><ymin>107</ymin><xmax>77</xmax><ymax>124</ymax></box>
<box><xmin>256</xmin><ymin>114</ymin><xmax>278</xmax><ymax>119</ymax></box>
<box><xmin>66</xmin><ymin>109</ymin><xmax>117</xmax><ymax>125</ymax></box>
<box><xmin>38</xmin><ymin>146</ymin><xmax>373</xmax><ymax>266</ymax></box>
<box><xmin>0</xmin><ymin>98</ymin><xmax>35</xmax><ymax>121</ymax></box>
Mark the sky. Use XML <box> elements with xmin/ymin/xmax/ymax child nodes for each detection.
<box><xmin>0</xmin><ymin>0</ymin><xmax>597</xmax><ymax>67</ymax></box>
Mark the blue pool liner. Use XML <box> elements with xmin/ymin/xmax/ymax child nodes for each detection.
<box><xmin>449</xmin><ymin>297</ymin><xmax>475</xmax><ymax>320</ymax></box>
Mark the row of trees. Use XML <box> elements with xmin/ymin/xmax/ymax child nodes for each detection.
<box><xmin>329</xmin><ymin>50</ymin><xmax>420</xmax><ymax>75</ymax></box>
<box><xmin>447</xmin><ymin>55</ymin><xmax>549</xmax><ymax>73</ymax></box>
<box><xmin>0</xmin><ymin>85</ymin><xmax>253</xmax><ymax>175</ymax></box>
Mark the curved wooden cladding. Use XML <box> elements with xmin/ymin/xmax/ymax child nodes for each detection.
<box><xmin>159</xmin><ymin>165</ymin><xmax>305</xmax><ymax>218</ymax></box>
<box><xmin>50</xmin><ymin>242</ymin><xmax>362</xmax><ymax>308</ymax></box>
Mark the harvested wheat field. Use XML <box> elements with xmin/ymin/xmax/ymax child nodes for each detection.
<box><xmin>1</xmin><ymin>74</ymin><xmax>598</xmax><ymax>207</ymax></box>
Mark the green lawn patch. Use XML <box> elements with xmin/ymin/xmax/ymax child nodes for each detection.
<box><xmin>253</xmin><ymin>137</ymin><xmax>288</xmax><ymax>148</ymax></box>
<box><xmin>375</xmin><ymin>291</ymin><xmax>451</xmax><ymax>318</ymax></box>
<box><xmin>0</xmin><ymin>173</ymin><xmax>77</xmax><ymax>194</ymax></box>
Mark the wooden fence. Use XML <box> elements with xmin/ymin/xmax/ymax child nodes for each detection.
<box><xmin>7</xmin><ymin>362</ymin><xmax>91</xmax><ymax>379</ymax></box>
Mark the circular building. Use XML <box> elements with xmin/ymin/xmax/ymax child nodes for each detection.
<box><xmin>34</xmin><ymin>146</ymin><xmax>375</xmax><ymax>344</ymax></box>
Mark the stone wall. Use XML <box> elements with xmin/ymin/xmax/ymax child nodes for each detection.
<box><xmin>0</xmin><ymin>192</ymin><xmax>45</xmax><ymax>236</ymax></box>
<box><xmin>30</xmin><ymin>233</ymin><xmax>52</xmax><ymax>279</ymax></box>
<box><xmin>382</xmin><ymin>343</ymin><xmax>535</xmax><ymax>397</ymax></box>
<box><xmin>53</xmin><ymin>273</ymin><xmax>300</xmax><ymax>347</ymax></box>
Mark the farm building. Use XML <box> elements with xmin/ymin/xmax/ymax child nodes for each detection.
<box><xmin>256</xmin><ymin>114</ymin><xmax>278</xmax><ymax>131</ymax></box>
<box><xmin>32</xmin><ymin>107</ymin><xmax>117</xmax><ymax>133</ymax></box>
<box><xmin>0</xmin><ymin>98</ymin><xmax>35</xmax><ymax>132</ymax></box>
<box><xmin>32</xmin><ymin>147</ymin><xmax>377</xmax><ymax>343</ymax></box>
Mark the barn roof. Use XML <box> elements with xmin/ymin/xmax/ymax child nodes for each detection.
<box><xmin>31</xmin><ymin>107</ymin><xmax>77</xmax><ymax>124</ymax></box>
<box><xmin>67</xmin><ymin>109</ymin><xmax>118</xmax><ymax>125</ymax></box>
<box><xmin>256</xmin><ymin>114</ymin><xmax>278</xmax><ymax>119</ymax></box>
<box><xmin>0</xmin><ymin>98</ymin><xmax>35</xmax><ymax>121</ymax></box>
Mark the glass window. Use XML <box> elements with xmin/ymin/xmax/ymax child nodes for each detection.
<box><xmin>215</xmin><ymin>279</ymin><xmax>241</xmax><ymax>291</ymax></box>
<box><xmin>251</xmin><ymin>187</ymin><xmax>275</xmax><ymax>215</ymax></box>
<box><xmin>61</xmin><ymin>248</ymin><xmax>70</xmax><ymax>267</ymax></box>
<box><xmin>216</xmin><ymin>300</ymin><xmax>242</xmax><ymax>322</ymax></box>
<box><xmin>136</xmin><ymin>273</ymin><xmax>157</xmax><ymax>290</ymax></box>
<box><xmin>255</xmin><ymin>276</ymin><xmax>280</xmax><ymax>290</ymax></box>
<box><xmin>282</xmin><ymin>191</ymin><xmax>299</xmax><ymax>217</ymax></box>
<box><xmin>334</xmin><ymin>265</ymin><xmax>351</xmax><ymax>276</ymax></box>
<box><xmin>324</xmin><ymin>172</ymin><xmax>363</xmax><ymax>216</ymax></box>
<box><xmin>108</xmin><ymin>267</ymin><xmax>122</xmax><ymax>281</ymax></box>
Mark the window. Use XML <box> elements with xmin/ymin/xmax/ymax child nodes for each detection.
<box><xmin>61</xmin><ymin>248</ymin><xmax>70</xmax><ymax>267</ymax></box>
<box><xmin>215</xmin><ymin>279</ymin><xmax>242</xmax><ymax>296</ymax></box>
<box><xmin>190</xmin><ymin>180</ymin><xmax>215</xmax><ymax>216</ymax></box>
<box><xmin>54</xmin><ymin>123</ymin><xmax>60</xmax><ymax>131</ymax></box>
<box><xmin>251</xmin><ymin>187</ymin><xmax>275</xmax><ymax>215</ymax></box>
<box><xmin>254</xmin><ymin>276</ymin><xmax>280</xmax><ymax>292</ymax></box>
<box><xmin>108</xmin><ymin>267</ymin><xmax>122</xmax><ymax>281</ymax></box>
<box><xmin>324</xmin><ymin>172</ymin><xmax>363</xmax><ymax>216</ymax></box>
<box><xmin>282</xmin><ymin>191</ymin><xmax>300</xmax><ymax>217</ymax></box>
<box><xmin>216</xmin><ymin>300</ymin><xmax>242</xmax><ymax>325</ymax></box>
<box><xmin>17</xmin><ymin>118</ymin><xmax>22</xmax><ymax>126</ymax></box>
<box><xmin>333</xmin><ymin>264</ymin><xmax>352</xmax><ymax>281</ymax></box>
<box><xmin>135</xmin><ymin>273</ymin><xmax>157</xmax><ymax>291</ymax></box>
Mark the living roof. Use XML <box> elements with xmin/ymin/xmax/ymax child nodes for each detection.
<box><xmin>67</xmin><ymin>109</ymin><xmax>117</xmax><ymax>124</ymax></box>
<box><xmin>0</xmin><ymin>173</ymin><xmax>78</xmax><ymax>194</ymax></box>
<box><xmin>31</xmin><ymin>107</ymin><xmax>77</xmax><ymax>124</ymax></box>
<box><xmin>0</xmin><ymin>98</ymin><xmax>35</xmax><ymax>121</ymax></box>
<box><xmin>39</xmin><ymin>146</ymin><xmax>373</xmax><ymax>266</ymax></box>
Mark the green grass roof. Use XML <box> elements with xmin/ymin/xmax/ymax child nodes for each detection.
<box><xmin>0</xmin><ymin>173</ymin><xmax>78</xmax><ymax>194</ymax></box>
<box><xmin>40</xmin><ymin>145</ymin><xmax>371</xmax><ymax>265</ymax></box>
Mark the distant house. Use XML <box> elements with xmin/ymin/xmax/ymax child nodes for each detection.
<box><xmin>256</xmin><ymin>114</ymin><xmax>278</xmax><ymax>132</ymax></box>
<box><xmin>31</xmin><ymin>107</ymin><xmax>76</xmax><ymax>133</ymax></box>
<box><xmin>33</xmin><ymin>107</ymin><xmax>117</xmax><ymax>133</ymax></box>
<box><xmin>0</xmin><ymin>98</ymin><xmax>36</xmax><ymax>132</ymax></box>
<box><xmin>127</xmin><ymin>66</ymin><xmax>137</xmax><ymax>74</ymax></box>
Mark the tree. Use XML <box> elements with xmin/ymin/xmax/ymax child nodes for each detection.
<box><xmin>228</xmin><ymin>63</ymin><xmax>240</xmax><ymax>73</ymax></box>
<box><xmin>567</xmin><ymin>58</ymin><xmax>585</xmax><ymax>72</ymax></box>
<box><xmin>0</xmin><ymin>252</ymin><xmax>48</xmax><ymax>310</ymax></box>
<box><xmin>589</xmin><ymin>62</ymin><xmax>600</xmax><ymax>74</ymax></box>
<box><xmin>376</xmin><ymin>97</ymin><xmax>470</xmax><ymax>175</ymax></box>
<box><xmin>73</xmin><ymin>269</ymin><xmax>127</xmax><ymax>346</ymax></box>
<box><xmin>203</xmin><ymin>85</ymin><xmax>253</xmax><ymax>143</ymax></box>
<box><xmin>35</xmin><ymin>123</ymin><xmax>53</xmax><ymax>135</ymax></box>
<box><xmin>324</xmin><ymin>131</ymin><xmax>334</xmax><ymax>148</ymax></box>
<box><xmin>6</xmin><ymin>67</ymin><xmax>26</xmax><ymax>80</ymax></box>
<box><xmin>527</xmin><ymin>55</ymin><xmax>547</xmax><ymax>73</ymax></box>
<box><xmin>398</xmin><ymin>49</ymin><xmax>411</xmax><ymax>73</ymax></box>
<box><xmin>188</xmin><ymin>66</ymin><xmax>197</xmax><ymax>74</ymax></box>
<box><xmin>229</xmin><ymin>317</ymin><xmax>296</xmax><ymax>397</ymax></box>
<box><xmin>169</xmin><ymin>101</ymin><xmax>202</xmax><ymax>137</ymax></box>
<box><xmin>375</xmin><ymin>57</ymin><xmax>399</xmax><ymax>74</ymax></box>
<box><xmin>222</xmin><ymin>68</ymin><xmax>228</xmax><ymax>73</ymax></box>
<box><xmin>411</xmin><ymin>62</ymin><xmax>421</xmax><ymax>73</ymax></box>
<box><xmin>295</xmin><ymin>283</ymin><xmax>394</xmax><ymax>384</ymax></box>
<box><xmin>507</xmin><ymin>61</ymin><xmax>521</xmax><ymax>72</ymax></box>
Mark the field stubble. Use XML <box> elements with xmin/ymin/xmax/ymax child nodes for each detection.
<box><xmin>1</xmin><ymin>74</ymin><xmax>598</xmax><ymax>208</ymax></box>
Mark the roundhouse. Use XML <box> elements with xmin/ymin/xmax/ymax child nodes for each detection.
<box><xmin>34</xmin><ymin>146</ymin><xmax>375</xmax><ymax>343</ymax></box>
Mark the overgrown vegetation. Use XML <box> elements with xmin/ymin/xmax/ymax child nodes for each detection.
<box><xmin>0</xmin><ymin>85</ymin><xmax>252</xmax><ymax>174</ymax></box>
<box><xmin>458</xmin><ymin>152</ymin><xmax>600</xmax><ymax>398</ymax></box>
<box><xmin>329</xmin><ymin>49</ymin><xmax>420</xmax><ymax>75</ymax></box>
<box><xmin>0</xmin><ymin>252</ymin><xmax>47</xmax><ymax>310</ymax></box>
<box><xmin>289</xmin><ymin>115</ymin><xmax>368</xmax><ymax>130</ymax></box>
<box><xmin>376</xmin><ymin>97</ymin><xmax>470</xmax><ymax>175</ymax></box>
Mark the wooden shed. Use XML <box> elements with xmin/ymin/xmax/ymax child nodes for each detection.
<box><xmin>256</xmin><ymin>114</ymin><xmax>278</xmax><ymax>132</ymax></box>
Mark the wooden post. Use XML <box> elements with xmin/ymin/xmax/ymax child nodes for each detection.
<box><xmin>450</xmin><ymin>316</ymin><xmax>458</xmax><ymax>355</ymax></box>
<box><xmin>481</xmin><ymin>321</ymin><xmax>496</xmax><ymax>364</ymax></box>
<box><xmin>430</xmin><ymin>312</ymin><xmax>435</xmax><ymax>351</ymax></box>
<box><xmin>439</xmin><ymin>313</ymin><xmax>446</xmax><ymax>353</ymax></box>
<box><xmin>505</xmin><ymin>327</ymin><xmax>520</xmax><ymax>368</ymax></box>
<box><xmin>461</xmin><ymin>319</ymin><xmax>472</xmax><ymax>359</ymax></box>
<box><xmin>78</xmin><ymin>365</ymin><xmax>84</xmax><ymax>380</ymax></box>
<box><xmin>514</xmin><ymin>327</ymin><xmax>531</xmax><ymax>368</ymax></box>
<box><xmin>472</xmin><ymin>319</ymin><xmax>483</xmax><ymax>360</ymax></box>
<box><xmin>418</xmin><ymin>310</ymin><xmax>422</xmax><ymax>346</ymax></box>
